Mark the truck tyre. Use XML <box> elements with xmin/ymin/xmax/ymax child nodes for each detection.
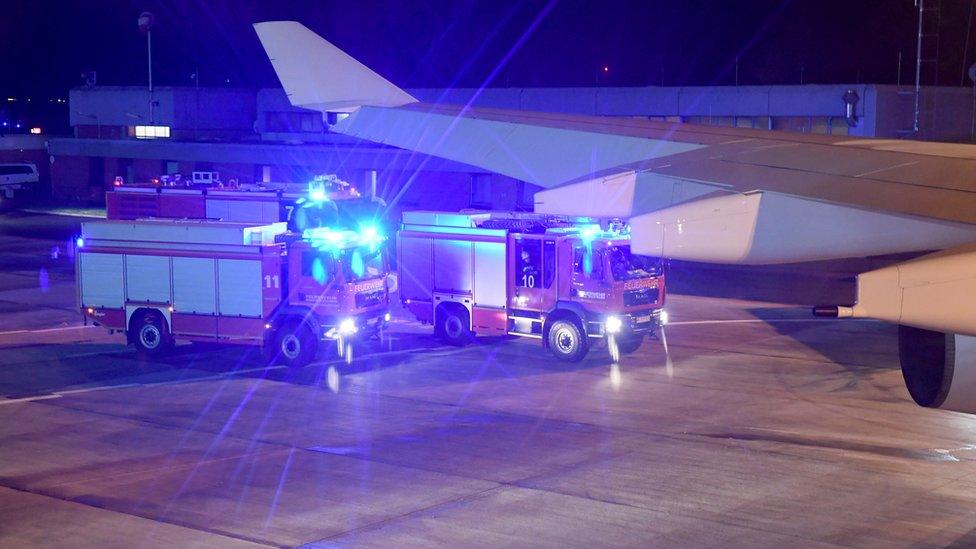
<box><xmin>548</xmin><ymin>318</ymin><xmax>588</xmax><ymax>362</ymax></box>
<box><xmin>131</xmin><ymin>310</ymin><xmax>173</xmax><ymax>357</ymax></box>
<box><xmin>437</xmin><ymin>305</ymin><xmax>473</xmax><ymax>346</ymax></box>
<box><xmin>615</xmin><ymin>333</ymin><xmax>644</xmax><ymax>355</ymax></box>
<box><xmin>273</xmin><ymin>321</ymin><xmax>316</xmax><ymax>368</ymax></box>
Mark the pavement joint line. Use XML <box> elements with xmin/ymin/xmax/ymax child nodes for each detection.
<box><xmin>0</xmin><ymin>343</ymin><xmax>459</xmax><ymax>403</ymax></box>
<box><xmin>0</xmin><ymin>393</ymin><xmax>61</xmax><ymax>405</ymax></box>
<box><xmin>0</xmin><ymin>483</ymin><xmax>280</xmax><ymax>548</ymax></box>
<box><xmin>57</xmin><ymin>383</ymin><xmax>142</xmax><ymax>395</ymax></box>
<box><xmin>668</xmin><ymin>318</ymin><xmax>871</xmax><ymax>326</ymax></box>
<box><xmin>0</xmin><ymin>324</ymin><xmax>92</xmax><ymax>336</ymax></box>
<box><xmin>313</xmin><ymin>485</ymin><xmax>509</xmax><ymax>543</ymax></box>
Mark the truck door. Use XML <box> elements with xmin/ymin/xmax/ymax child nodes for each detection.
<box><xmin>510</xmin><ymin>235</ymin><xmax>556</xmax><ymax>313</ymax></box>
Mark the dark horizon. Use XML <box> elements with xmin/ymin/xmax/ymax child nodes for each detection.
<box><xmin>3</xmin><ymin>0</ymin><xmax>976</xmax><ymax>97</ymax></box>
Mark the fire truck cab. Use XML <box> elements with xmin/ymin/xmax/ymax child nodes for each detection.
<box><xmin>398</xmin><ymin>211</ymin><xmax>666</xmax><ymax>361</ymax></box>
<box><xmin>77</xmin><ymin>219</ymin><xmax>391</xmax><ymax>367</ymax></box>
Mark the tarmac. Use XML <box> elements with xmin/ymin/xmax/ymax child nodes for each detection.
<box><xmin>1</xmin><ymin>213</ymin><xmax>976</xmax><ymax>547</ymax></box>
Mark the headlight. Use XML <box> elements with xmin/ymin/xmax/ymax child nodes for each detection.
<box><xmin>659</xmin><ymin>310</ymin><xmax>669</xmax><ymax>326</ymax></box>
<box><xmin>383</xmin><ymin>312</ymin><xmax>391</xmax><ymax>322</ymax></box>
<box><xmin>606</xmin><ymin>315</ymin><xmax>623</xmax><ymax>334</ymax></box>
<box><xmin>339</xmin><ymin>318</ymin><xmax>358</xmax><ymax>335</ymax></box>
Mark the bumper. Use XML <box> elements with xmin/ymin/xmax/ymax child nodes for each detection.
<box><xmin>588</xmin><ymin>309</ymin><xmax>665</xmax><ymax>338</ymax></box>
<box><xmin>323</xmin><ymin>311</ymin><xmax>390</xmax><ymax>340</ymax></box>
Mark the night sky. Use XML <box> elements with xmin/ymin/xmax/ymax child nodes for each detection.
<box><xmin>2</xmin><ymin>0</ymin><xmax>976</xmax><ymax>129</ymax></box>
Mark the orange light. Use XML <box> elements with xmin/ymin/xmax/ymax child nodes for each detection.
<box><xmin>29</xmin><ymin>127</ymin><xmax>41</xmax><ymax>134</ymax></box>
<box><xmin>603</xmin><ymin>66</ymin><xmax>609</xmax><ymax>73</ymax></box>
<box><xmin>167</xmin><ymin>306</ymin><xmax>174</xmax><ymax>312</ymax></box>
<box><xmin>86</xmin><ymin>307</ymin><xmax>94</xmax><ymax>314</ymax></box>
<box><xmin>265</xmin><ymin>323</ymin><xmax>272</xmax><ymax>329</ymax></box>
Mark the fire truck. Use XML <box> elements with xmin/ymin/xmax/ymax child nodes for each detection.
<box><xmin>106</xmin><ymin>174</ymin><xmax>362</xmax><ymax>225</ymax></box>
<box><xmin>76</xmin><ymin>218</ymin><xmax>391</xmax><ymax>367</ymax></box>
<box><xmin>397</xmin><ymin>211</ymin><xmax>666</xmax><ymax>361</ymax></box>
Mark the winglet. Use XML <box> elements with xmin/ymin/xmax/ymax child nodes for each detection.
<box><xmin>254</xmin><ymin>21</ymin><xmax>417</xmax><ymax>113</ymax></box>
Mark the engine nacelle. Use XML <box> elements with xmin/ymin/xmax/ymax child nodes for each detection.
<box><xmin>899</xmin><ymin>325</ymin><xmax>976</xmax><ymax>413</ymax></box>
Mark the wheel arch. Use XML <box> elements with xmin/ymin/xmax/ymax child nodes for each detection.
<box><xmin>435</xmin><ymin>300</ymin><xmax>472</xmax><ymax>331</ymax></box>
<box><xmin>543</xmin><ymin>304</ymin><xmax>587</xmax><ymax>349</ymax></box>
<box><xmin>126</xmin><ymin>306</ymin><xmax>171</xmax><ymax>343</ymax></box>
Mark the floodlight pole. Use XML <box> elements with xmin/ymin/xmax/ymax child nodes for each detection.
<box><xmin>147</xmin><ymin>30</ymin><xmax>154</xmax><ymax>124</ymax></box>
<box><xmin>138</xmin><ymin>11</ymin><xmax>155</xmax><ymax>124</ymax></box>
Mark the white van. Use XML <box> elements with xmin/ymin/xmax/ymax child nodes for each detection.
<box><xmin>0</xmin><ymin>163</ymin><xmax>39</xmax><ymax>198</ymax></box>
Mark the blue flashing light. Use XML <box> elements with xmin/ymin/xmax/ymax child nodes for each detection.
<box><xmin>350</xmin><ymin>249</ymin><xmax>365</xmax><ymax>278</ymax></box>
<box><xmin>303</xmin><ymin>225</ymin><xmax>387</xmax><ymax>251</ymax></box>
<box><xmin>308</xmin><ymin>180</ymin><xmax>329</xmax><ymax>203</ymax></box>
<box><xmin>75</xmin><ymin>237</ymin><xmax>84</xmax><ymax>249</ymax></box>
<box><xmin>579</xmin><ymin>224</ymin><xmax>601</xmax><ymax>243</ymax></box>
<box><xmin>311</xmin><ymin>257</ymin><xmax>327</xmax><ymax>284</ymax></box>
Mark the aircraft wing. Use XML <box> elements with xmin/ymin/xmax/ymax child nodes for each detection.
<box><xmin>254</xmin><ymin>21</ymin><xmax>976</xmax><ymax>266</ymax></box>
<box><xmin>256</xmin><ymin>21</ymin><xmax>976</xmax><ymax>417</ymax></box>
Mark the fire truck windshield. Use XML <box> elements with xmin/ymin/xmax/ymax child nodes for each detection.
<box><xmin>341</xmin><ymin>246</ymin><xmax>384</xmax><ymax>282</ymax></box>
<box><xmin>606</xmin><ymin>246</ymin><xmax>660</xmax><ymax>281</ymax></box>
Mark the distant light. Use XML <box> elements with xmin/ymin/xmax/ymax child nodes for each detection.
<box><xmin>29</xmin><ymin>127</ymin><xmax>41</xmax><ymax>134</ymax></box>
<box><xmin>75</xmin><ymin>237</ymin><xmax>84</xmax><ymax>248</ymax></box>
<box><xmin>5</xmin><ymin>97</ymin><xmax>14</xmax><ymax>102</ymax></box>
<box><xmin>134</xmin><ymin>125</ymin><xmax>170</xmax><ymax>139</ymax></box>
<box><xmin>14</xmin><ymin>123</ymin><xmax>20</xmax><ymax>129</ymax></box>
<box><xmin>603</xmin><ymin>66</ymin><xmax>609</xmax><ymax>73</ymax></box>
<box><xmin>1</xmin><ymin>122</ymin><xmax>6</xmax><ymax>127</ymax></box>
<box><xmin>383</xmin><ymin>312</ymin><xmax>391</xmax><ymax>322</ymax></box>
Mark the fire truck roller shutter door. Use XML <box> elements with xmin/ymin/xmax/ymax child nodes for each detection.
<box><xmin>80</xmin><ymin>253</ymin><xmax>124</xmax><ymax>308</ymax></box>
<box><xmin>172</xmin><ymin>257</ymin><xmax>217</xmax><ymax>314</ymax></box>
<box><xmin>432</xmin><ymin>239</ymin><xmax>473</xmax><ymax>295</ymax></box>
<box><xmin>125</xmin><ymin>255</ymin><xmax>171</xmax><ymax>303</ymax></box>
<box><xmin>217</xmin><ymin>259</ymin><xmax>263</xmax><ymax>317</ymax></box>
<box><xmin>397</xmin><ymin>236</ymin><xmax>432</xmax><ymax>299</ymax></box>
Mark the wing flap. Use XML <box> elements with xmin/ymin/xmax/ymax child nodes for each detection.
<box><xmin>630</xmin><ymin>191</ymin><xmax>976</xmax><ymax>264</ymax></box>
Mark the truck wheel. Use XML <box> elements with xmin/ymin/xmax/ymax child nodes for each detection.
<box><xmin>548</xmin><ymin>318</ymin><xmax>588</xmax><ymax>362</ymax></box>
<box><xmin>615</xmin><ymin>333</ymin><xmax>644</xmax><ymax>355</ymax></box>
<box><xmin>131</xmin><ymin>310</ymin><xmax>172</xmax><ymax>357</ymax></box>
<box><xmin>273</xmin><ymin>321</ymin><xmax>316</xmax><ymax>368</ymax></box>
<box><xmin>437</xmin><ymin>306</ymin><xmax>473</xmax><ymax>346</ymax></box>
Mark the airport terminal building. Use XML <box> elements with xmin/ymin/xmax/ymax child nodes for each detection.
<box><xmin>19</xmin><ymin>82</ymin><xmax>976</xmax><ymax>208</ymax></box>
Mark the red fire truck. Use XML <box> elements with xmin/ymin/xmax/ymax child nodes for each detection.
<box><xmin>397</xmin><ymin>211</ymin><xmax>667</xmax><ymax>361</ymax></box>
<box><xmin>76</xmin><ymin>218</ymin><xmax>391</xmax><ymax>367</ymax></box>
<box><xmin>106</xmin><ymin>176</ymin><xmax>362</xmax><ymax>225</ymax></box>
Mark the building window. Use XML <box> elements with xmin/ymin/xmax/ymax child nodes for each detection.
<box><xmin>131</xmin><ymin>125</ymin><xmax>171</xmax><ymax>139</ymax></box>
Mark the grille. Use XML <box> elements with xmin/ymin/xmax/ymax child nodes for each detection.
<box><xmin>355</xmin><ymin>290</ymin><xmax>385</xmax><ymax>309</ymax></box>
<box><xmin>624</xmin><ymin>287</ymin><xmax>658</xmax><ymax>307</ymax></box>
